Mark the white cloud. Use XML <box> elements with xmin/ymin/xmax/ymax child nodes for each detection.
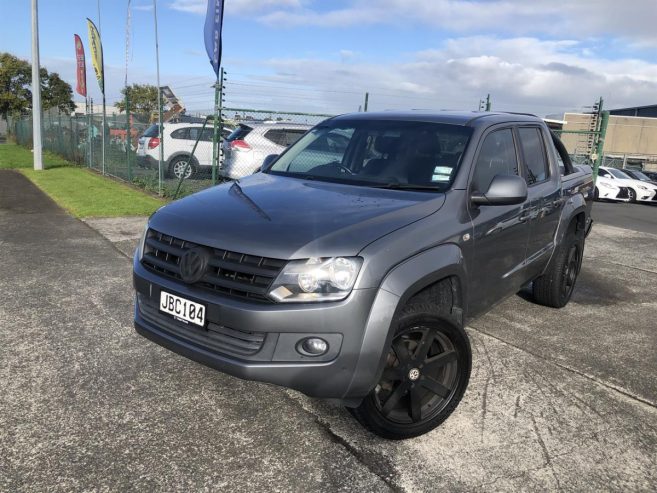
<box><xmin>257</xmin><ymin>0</ymin><xmax>657</xmax><ymax>45</ymax></box>
<box><xmin>222</xmin><ymin>36</ymin><xmax>657</xmax><ymax>115</ymax></box>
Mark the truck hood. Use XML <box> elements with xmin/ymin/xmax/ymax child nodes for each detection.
<box><xmin>149</xmin><ymin>173</ymin><xmax>445</xmax><ymax>259</ymax></box>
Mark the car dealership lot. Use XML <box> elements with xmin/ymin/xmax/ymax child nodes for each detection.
<box><xmin>1</xmin><ymin>169</ymin><xmax>656</xmax><ymax>491</ymax></box>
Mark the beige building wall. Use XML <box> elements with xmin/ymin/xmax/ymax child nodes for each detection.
<box><xmin>604</xmin><ymin>116</ymin><xmax>657</xmax><ymax>156</ymax></box>
<box><xmin>561</xmin><ymin>112</ymin><xmax>657</xmax><ymax>157</ymax></box>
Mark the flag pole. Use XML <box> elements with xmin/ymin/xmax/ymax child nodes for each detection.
<box><xmin>97</xmin><ymin>1</ymin><xmax>105</xmax><ymax>175</ymax></box>
<box><xmin>204</xmin><ymin>0</ymin><xmax>225</xmax><ymax>184</ymax></box>
<box><xmin>102</xmin><ymin>93</ymin><xmax>106</xmax><ymax>175</ymax></box>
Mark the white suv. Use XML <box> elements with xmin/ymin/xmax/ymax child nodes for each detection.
<box><xmin>220</xmin><ymin>122</ymin><xmax>311</xmax><ymax>179</ymax></box>
<box><xmin>137</xmin><ymin>123</ymin><xmax>232</xmax><ymax>180</ymax></box>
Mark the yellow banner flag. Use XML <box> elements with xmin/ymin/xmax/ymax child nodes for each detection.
<box><xmin>86</xmin><ymin>18</ymin><xmax>104</xmax><ymax>94</ymax></box>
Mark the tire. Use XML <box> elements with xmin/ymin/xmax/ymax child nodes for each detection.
<box><xmin>349</xmin><ymin>303</ymin><xmax>472</xmax><ymax>440</ymax></box>
<box><xmin>593</xmin><ymin>187</ymin><xmax>600</xmax><ymax>201</ymax></box>
<box><xmin>532</xmin><ymin>227</ymin><xmax>583</xmax><ymax>308</ymax></box>
<box><xmin>627</xmin><ymin>188</ymin><xmax>637</xmax><ymax>203</ymax></box>
<box><xmin>168</xmin><ymin>156</ymin><xmax>196</xmax><ymax>180</ymax></box>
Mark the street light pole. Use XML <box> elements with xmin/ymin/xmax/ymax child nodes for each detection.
<box><xmin>153</xmin><ymin>0</ymin><xmax>163</xmax><ymax>195</ymax></box>
<box><xmin>31</xmin><ymin>0</ymin><xmax>43</xmax><ymax>171</ymax></box>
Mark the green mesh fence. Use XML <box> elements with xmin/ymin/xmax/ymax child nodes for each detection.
<box><xmin>9</xmin><ymin>107</ymin><xmax>333</xmax><ymax>199</ymax></box>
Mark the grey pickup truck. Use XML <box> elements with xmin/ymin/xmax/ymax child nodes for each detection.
<box><xmin>133</xmin><ymin>111</ymin><xmax>593</xmax><ymax>439</ymax></box>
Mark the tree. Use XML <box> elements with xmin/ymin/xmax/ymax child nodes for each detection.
<box><xmin>115</xmin><ymin>84</ymin><xmax>159</xmax><ymax>115</ymax></box>
<box><xmin>41</xmin><ymin>70</ymin><xmax>76</xmax><ymax>114</ymax></box>
<box><xmin>0</xmin><ymin>52</ymin><xmax>76</xmax><ymax>119</ymax></box>
<box><xmin>0</xmin><ymin>53</ymin><xmax>32</xmax><ymax>118</ymax></box>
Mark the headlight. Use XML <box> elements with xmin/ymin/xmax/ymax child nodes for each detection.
<box><xmin>269</xmin><ymin>257</ymin><xmax>363</xmax><ymax>302</ymax></box>
<box><xmin>137</xmin><ymin>224</ymin><xmax>149</xmax><ymax>261</ymax></box>
<box><xmin>637</xmin><ymin>184</ymin><xmax>648</xmax><ymax>191</ymax></box>
<box><xmin>599</xmin><ymin>182</ymin><xmax>614</xmax><ymax>189</ymax></box>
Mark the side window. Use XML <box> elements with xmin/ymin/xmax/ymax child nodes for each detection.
<box><xmin>284</xmin><ymin>130</ymin><xmax>306</xmax><ymax>147</ymax></box>
<box><xmin>188</xmin><ymin>127</ymin><xmax>201</xmax><ymax>142</ymax></box>
<box><xmin>471</xmin><ymin>128</ymin><xmax>519</xmax><ymax>193</ymax></box>
<box><xmin>264</xmin><ymin>129</ymin><xmax>285</xmax><ymax>146</ymax></box>
<box><xmin>598</xmin><ymin>169</ymin><xmax>610</xmax><ymax>178</ymax></box>
<box><xmin>518</xmin><ymin>127</ymin><xmax>549</xmax><ymax>185</ymax></box>
<box><xmin>201</xmin><ymin>128</ymin><xmax>214</xmax><ymax>142</ymax></box>
<box><xmin>170</xmin><ymin>128</ymin><xmax>188</xmax><ymax>139</ymax></box>
<box><xmin>556</xmin><ymin>153</ymin><xmax>565</xmax><ymax>175</ymax></box>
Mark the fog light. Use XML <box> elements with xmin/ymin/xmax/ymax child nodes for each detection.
<box><xmin>298</xmin><ymin>337</ymin><xmax>328</xmax><ymax>356</ymax></box>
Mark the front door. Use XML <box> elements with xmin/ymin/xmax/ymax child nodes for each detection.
<box><xmin>467</xmin><ymin>126</ymin><xmax>531</xmax><ymax>317</ymax></box>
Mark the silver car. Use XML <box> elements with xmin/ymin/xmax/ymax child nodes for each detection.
<box><xmin>220</xmin><ymin>122</ymin><xmax>311</xmax><ymax>179</ymax></box>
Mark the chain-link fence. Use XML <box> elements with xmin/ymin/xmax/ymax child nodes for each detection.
<box><xmin>8</xmin><ymin>107</ymin><xmax>334</xmax><ymax>199</ymax></box>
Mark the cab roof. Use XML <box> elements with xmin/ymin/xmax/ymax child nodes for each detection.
<box><xmin>329</xmin><ymin>110</ymin><xmax>544</xmax><ymax>127</ymax></box>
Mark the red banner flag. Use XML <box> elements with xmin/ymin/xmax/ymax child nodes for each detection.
<box><xmin>74</xmin><ymin>34</ymin><xmax>87</xmax><ymax>97</ymax></box>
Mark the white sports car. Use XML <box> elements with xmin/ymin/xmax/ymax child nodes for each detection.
<box><xmin>598</xmin><ymin>167</ymin><xmax>657</xmax><ymax>203</ymax></box>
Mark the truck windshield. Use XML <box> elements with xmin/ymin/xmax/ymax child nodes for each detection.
<box><xmin>265</xmin><ymin>120</ymin><xmax>473</xmax><ymax>191</ymax></box>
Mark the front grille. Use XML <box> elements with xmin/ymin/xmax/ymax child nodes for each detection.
<box><xmin>138</xmin><ymin>294</ymin><xmax>266</xmax><ymax>357</ymax></box>
<box><xmin>617</xmin><ymin>187</ymin><xmax>629</xmax><ymax>199</ymax></box>
<box><xmin>141</xmin><ymin>229</ymin><xmax>285</xmax><ymax>303</ymax></box>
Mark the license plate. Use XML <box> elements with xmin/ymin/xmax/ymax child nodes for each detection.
<box><xmin>159</xmin><ymin>291</ymin><xmax>205</xmax><ymax>327</ymax></box>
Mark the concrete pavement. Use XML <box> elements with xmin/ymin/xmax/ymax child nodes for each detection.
<box><xmin>0</xmin><ymin>171</ymin><xmax>390</xmax><ymax>492</ymax></box>
<box><xmin>593</xmin><ymin>200</ymin><xmax>657</xmax><ymax>235</ymax></box>
<box><xmin>1</xmin><ymin>169</ymin><xmax>656</xmax><ymax>491</ymax></box>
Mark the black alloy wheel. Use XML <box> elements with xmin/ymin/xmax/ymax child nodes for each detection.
<box><xmin>559</xmin><ymin>243</ymin><xmax>581</xmax><ymax>306</ymax></box>
<box><xmin>350</xmin><ymin>305</ymin><xmax>471</xmax><ymax>439</ymax></box>
<box><xmin>375</xmin><ymin>326</ymin><xmax>458</xmax><ymax>424</ymax></box>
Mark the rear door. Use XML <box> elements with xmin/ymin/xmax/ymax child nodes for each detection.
<box><xmin>516</xmin><ymin>126</ymin><xmax>562</xmax><ymax>278</ymax></box>
<box><xmin>187</xmin><ymin>127</ymin><xmax>214</xmax><ymax>168</ymax></box>
<box><xmin>467</xmin><ymin>126</ymin><xmax>531</xmax><ymax>316</ymax></box>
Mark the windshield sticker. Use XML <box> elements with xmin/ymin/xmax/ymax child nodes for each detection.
<box><xmin>432</xmin><ymin>166</ymin><xmax>452</xmax><ymax>182</ymax></box>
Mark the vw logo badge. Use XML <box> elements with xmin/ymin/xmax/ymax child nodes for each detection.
<box><xmin>179</xmin><ymin>247</ymin><xmax>209</xmax><ymax>284</ymax></box>
<box><xmin>408</xmin><ymin>368</ymin><xmax>421</xmax><ymax>381</ymax></box>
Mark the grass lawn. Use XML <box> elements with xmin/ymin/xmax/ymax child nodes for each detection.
<box><xmin>20</xmin><ymin>167</ymin><xmax>165</xmax><ymax>218</ymax></box>
<box><xmin>0</xmin><ymin>142</ymin><xmax>72</xmax><ymax>169</ymax></box>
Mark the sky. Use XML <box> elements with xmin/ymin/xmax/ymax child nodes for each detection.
<box><xmin>2</xmin><ymin>0</ymin><xmax>657</xmax><ymax>117</ymax></box>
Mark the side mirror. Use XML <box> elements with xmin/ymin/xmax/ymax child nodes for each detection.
<box><xmin>471</xmin><ymin>175</ymin><xmax>528</xmax><ymax>206</ymax></box>
<box><xmin>262</xmin><ymin>154</ymin><xmax>279</xmax><ymax>170</ymax></box>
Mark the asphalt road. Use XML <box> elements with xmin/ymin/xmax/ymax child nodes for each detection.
<box><xmin>593</xmin><ymin>200</ymin><xmax>657</xmax><ymax>235</ymax></box>
<box><xmin>2</xmin><ymin>169</ymin><xmax>656</xmax><ymax>491</ymax></box>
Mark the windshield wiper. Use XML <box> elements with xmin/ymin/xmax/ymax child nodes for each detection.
<box><xmin>368</xmin><ymin>183</ymin><xmax>443</xmax><ymax>191</ymax></box>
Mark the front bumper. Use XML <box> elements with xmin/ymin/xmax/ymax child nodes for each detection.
<box><xmin>133</xmin><ymin>257</ymin><xmax>386</xmax><ymax>400</ymax></box>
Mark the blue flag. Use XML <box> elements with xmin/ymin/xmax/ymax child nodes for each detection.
<box><xmin>204</xmin><ymin>0</ymin><xmax>225</xmax><ymax>77</ymax></box>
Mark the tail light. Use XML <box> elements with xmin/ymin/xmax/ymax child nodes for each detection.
<box><xmin>230</xmin><ymin>139</ymin><xmax>251</xmax><ymax>151</ymax></box>
<box><xmin>148</xmin><ymin>137</ymin><xmax>160</xmax><ymax>149</ymax></box>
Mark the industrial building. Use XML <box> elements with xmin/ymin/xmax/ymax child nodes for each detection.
<box><xmin>559</xmin><ymin>104</ymin><xmax>657</xmax><ymax>171</ymax></box>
